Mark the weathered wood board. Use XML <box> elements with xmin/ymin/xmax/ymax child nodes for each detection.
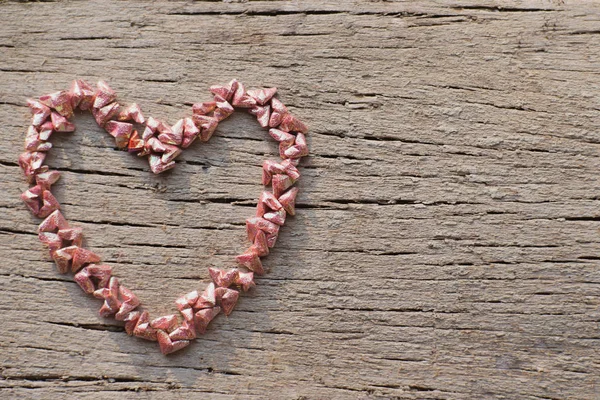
<box><xmin>0</xmin><ymin>0</ymin><xmax>599</xmax><ymax>398</ymax></box>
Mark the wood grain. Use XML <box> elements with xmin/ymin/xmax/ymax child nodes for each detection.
<box><xmin>1</xmin><ymin>0</ymin><xmax>599</xmax><ymax>398</ymax></box>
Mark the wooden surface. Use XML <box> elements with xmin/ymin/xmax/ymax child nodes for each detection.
<box><xmin>1</xmin><ymin>1</ymin><xmax>599</xmax><ymax>399</ymax></box>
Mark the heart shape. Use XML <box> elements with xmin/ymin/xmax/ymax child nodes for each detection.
<box><xmin>19</xmin><ymin>79</ymin><xmax>307</xmax><ymax>355</ymax></box>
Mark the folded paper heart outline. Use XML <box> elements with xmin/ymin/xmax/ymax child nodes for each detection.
<box><xmin>19</xmin><ymin>79</ymin><xmax>308</xmax><ymax>355</ymax></box>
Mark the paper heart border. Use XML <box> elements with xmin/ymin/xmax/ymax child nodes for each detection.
<box><xmin>19</xmin><ymin>79</ymin><xmax>307</xmax><ymax>355</ymax></box>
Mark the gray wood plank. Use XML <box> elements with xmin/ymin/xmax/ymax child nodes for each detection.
<box><xmin>1</xmin><ymin>1</ymin><xmax>599</xmax><ymax>398</ymax></box>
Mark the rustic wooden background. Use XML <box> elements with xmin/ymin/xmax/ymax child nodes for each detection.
<box><xmin>1</xmin><ymin>0</ymin><xmax>599</xmax><ymax>399</ymax></box>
